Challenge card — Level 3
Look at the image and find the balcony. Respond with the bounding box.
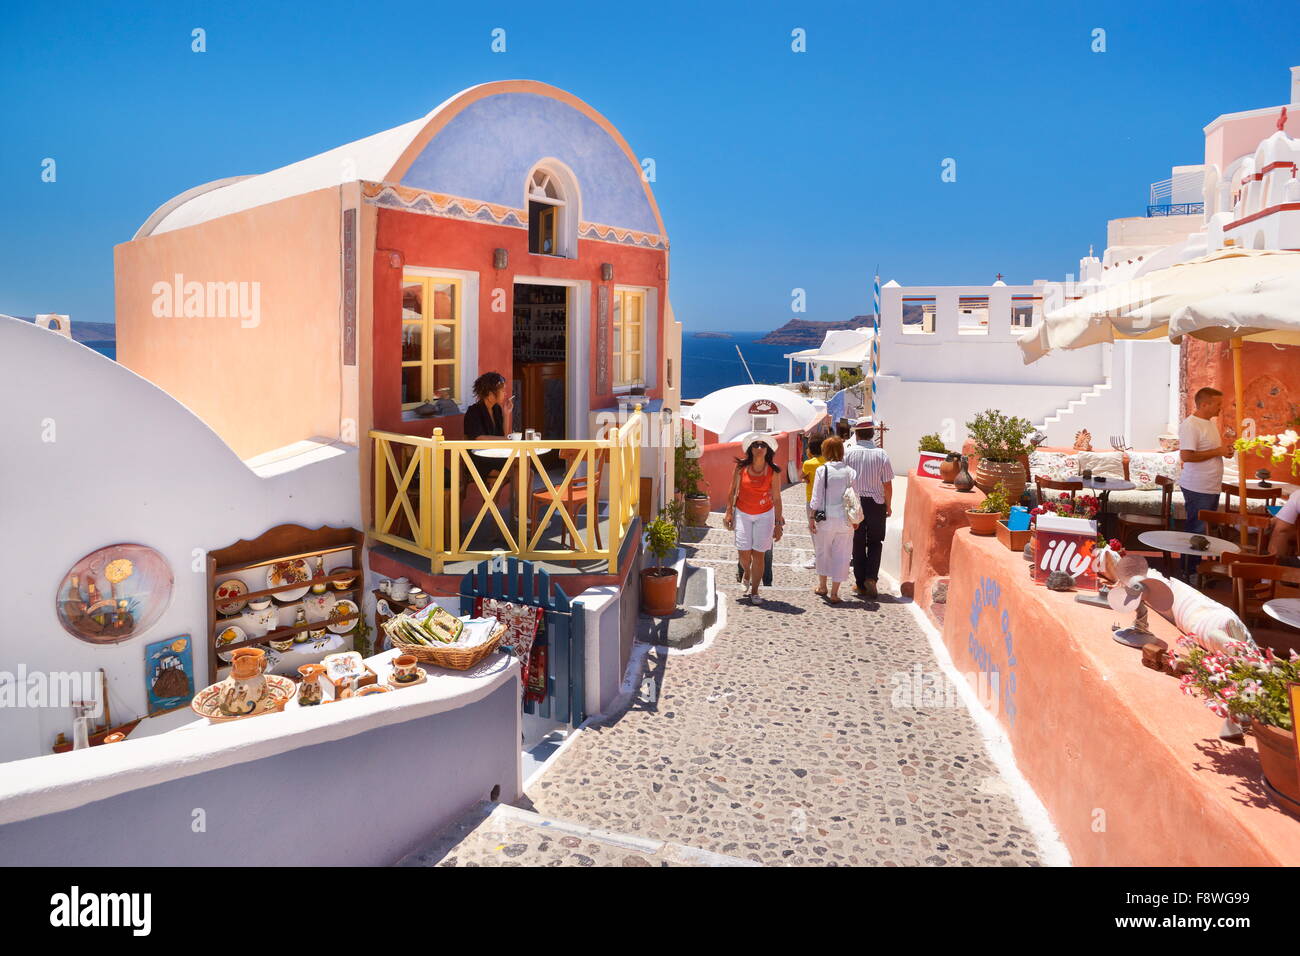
[370,408,644,575]
[1146,203,1205,218]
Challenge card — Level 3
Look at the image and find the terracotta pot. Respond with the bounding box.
[1252,720,1300,816]
[965,510,1001,536]
[685,494,711,527]
[974,458,1027,500]
[641,567,679,616]
[938,454,961,484]
[995,519,1032,552]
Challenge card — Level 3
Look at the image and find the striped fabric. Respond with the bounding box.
[843,443,894,503]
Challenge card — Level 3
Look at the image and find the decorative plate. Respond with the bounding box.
[56,543,174,645]
[214,579,249,615]
[266,559,312,601]
[215,624,246,663]
[355,684,392,697]
[327,600,360,634]
[190,674,296,723]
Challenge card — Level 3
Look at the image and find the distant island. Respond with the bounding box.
[757,317,873,348]
[10,315,116,348]
[691,331,732,339]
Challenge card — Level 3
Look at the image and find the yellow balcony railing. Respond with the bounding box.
[370,408,643,574]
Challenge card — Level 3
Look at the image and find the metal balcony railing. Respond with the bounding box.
[1146,202,1204,218]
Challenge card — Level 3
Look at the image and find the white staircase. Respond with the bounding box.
[1033,344,1117,444]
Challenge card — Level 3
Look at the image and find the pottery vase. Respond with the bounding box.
[938,454,961,484]
[220,647,268,716]
[952,456,975,493]
[297,664,325,706]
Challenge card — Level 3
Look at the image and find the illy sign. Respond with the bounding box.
[1032,513,1098,590]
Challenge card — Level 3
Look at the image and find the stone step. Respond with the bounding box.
[636,562,716,649]
[397,800,759,867]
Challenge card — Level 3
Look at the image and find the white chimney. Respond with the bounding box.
[1292,65,1300,105]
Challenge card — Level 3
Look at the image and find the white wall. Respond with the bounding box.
[0,317,362,763]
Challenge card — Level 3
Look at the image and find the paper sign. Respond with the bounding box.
[1032,523,1099,590]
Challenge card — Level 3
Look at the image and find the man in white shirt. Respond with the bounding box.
[1268,488,1300,565]
[1178,387,1236,572]
[843,418,893,598]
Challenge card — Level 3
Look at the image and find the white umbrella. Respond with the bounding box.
[1018,249,1300,363]
[683,385,826,443]
[1170,271,1300,345]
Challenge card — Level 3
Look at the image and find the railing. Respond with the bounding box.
[1146,202,1204,218]
[371,407,643,574]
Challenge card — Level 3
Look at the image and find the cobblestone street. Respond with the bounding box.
[419,483,1050,867]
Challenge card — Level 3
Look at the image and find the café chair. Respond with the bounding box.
[1034,476,1082,507]
[529,448,607,550]
[1221,482,1283,515]
[1115,475,1174,548]
[1198,509,1272,557]
[1226,562,1300,654]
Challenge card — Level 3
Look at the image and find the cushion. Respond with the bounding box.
[1128,451,1181,491]
[1077,450,1126,481]
[1028,451,1077,482]
[1158,573,1254,653]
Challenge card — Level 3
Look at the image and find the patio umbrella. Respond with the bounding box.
[1172,271,1300,545]
[1018,249,1300,363]
[682,384,826,443]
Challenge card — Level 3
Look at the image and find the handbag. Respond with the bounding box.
[835,465,864,524]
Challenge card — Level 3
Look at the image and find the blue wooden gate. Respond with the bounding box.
[459,558,585,727]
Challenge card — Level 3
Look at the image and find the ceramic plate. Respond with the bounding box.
[327,599,360,634]
[191,674,296,723]
[266,559,312,601]
[215,624,246,663]
[214,578,249,615]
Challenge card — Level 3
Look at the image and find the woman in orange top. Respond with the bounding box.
[723,433,784,605]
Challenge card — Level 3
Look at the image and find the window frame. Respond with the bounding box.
[400,273,463,410]
[612,287,647,388]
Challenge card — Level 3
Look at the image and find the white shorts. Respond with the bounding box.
[735,508,775,552]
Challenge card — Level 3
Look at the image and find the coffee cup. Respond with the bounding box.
[392,654,420,683]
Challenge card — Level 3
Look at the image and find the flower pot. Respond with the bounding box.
[938,454,961,484]
[974,458,1027,500]
[995,519,1032,552]
[965,510,1001,536]
[685,494,711,527]
[641,567,679,616]
[1252,720,1300,816]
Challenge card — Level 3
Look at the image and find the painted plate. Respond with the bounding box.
[190,674,296,723]
[214,579,249,615]
[266,559,312,601]
[326,599,360,634]
[215,624,245,663]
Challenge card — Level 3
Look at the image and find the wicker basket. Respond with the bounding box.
[387,620,507,671]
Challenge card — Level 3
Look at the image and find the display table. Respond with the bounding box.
[941,527,1300,866]
[0,648,522,866]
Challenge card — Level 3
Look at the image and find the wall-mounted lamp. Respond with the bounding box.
[494,248,509,270]
[601,262,614,282]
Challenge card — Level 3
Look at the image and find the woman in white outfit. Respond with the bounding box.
[807,436,858,603]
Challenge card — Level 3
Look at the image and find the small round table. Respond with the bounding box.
[472,446,552,459]
[1137,530,1241,581]
[1263,598,1300,630]
[1066,475,1137,538]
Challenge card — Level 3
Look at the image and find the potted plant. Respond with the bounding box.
[966,482,1010,536]
[641,511,680,616]
[966,409,1035,499]
[676,432,711,526]
[917,433,960,483]
[1175,639,1300,813]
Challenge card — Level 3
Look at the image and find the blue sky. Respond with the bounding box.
[2,1,1297,331]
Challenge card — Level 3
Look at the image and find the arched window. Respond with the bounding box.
[526,163,578,258]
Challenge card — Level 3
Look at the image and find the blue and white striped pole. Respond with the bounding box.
[870,271,881,421]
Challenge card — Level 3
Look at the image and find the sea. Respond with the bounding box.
[89,335,786,400]
[681,330,796,400]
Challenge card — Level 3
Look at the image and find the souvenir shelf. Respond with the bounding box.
[206,524,365,685]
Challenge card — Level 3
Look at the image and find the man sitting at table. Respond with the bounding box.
[1178,387,1236,574]
[1268,489,1300,567]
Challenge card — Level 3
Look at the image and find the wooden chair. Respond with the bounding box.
[528,448,607,549]
[1198,509,1272,557]
[1226,563,1300,647]
[1221,482,1282,514]
[1034,476,1082,508]
[1115,475,1174,548]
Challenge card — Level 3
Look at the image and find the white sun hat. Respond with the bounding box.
[740,431,779,453]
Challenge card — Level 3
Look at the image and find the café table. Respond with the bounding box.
[1263,598,1300,630]
[1065,474,1137,539]
[1137,529,1241,581]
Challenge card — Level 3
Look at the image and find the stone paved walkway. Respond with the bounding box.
[427,483,1046,866]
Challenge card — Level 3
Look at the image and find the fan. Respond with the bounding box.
[1107,555,1174,647]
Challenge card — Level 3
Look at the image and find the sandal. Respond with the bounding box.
[813,589,828,597]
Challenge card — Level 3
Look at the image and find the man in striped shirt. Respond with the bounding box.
[842,417,893,599]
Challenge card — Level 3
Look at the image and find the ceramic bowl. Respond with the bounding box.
[331,569,357,591]
[247,596,272,611]
[356,684,391,697]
